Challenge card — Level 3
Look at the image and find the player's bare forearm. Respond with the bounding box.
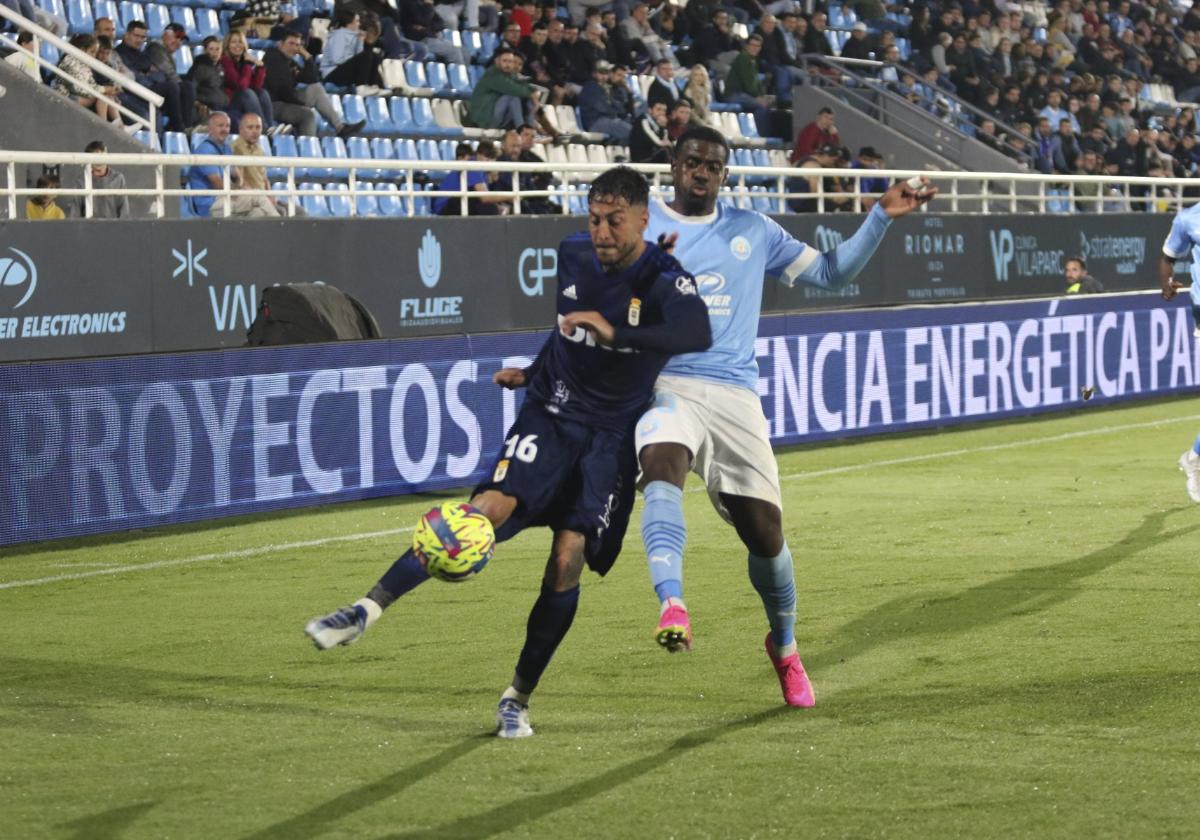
[560,311,615,346]
[1160,255,1186,300]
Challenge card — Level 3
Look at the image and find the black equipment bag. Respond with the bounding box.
[245,283,381,346]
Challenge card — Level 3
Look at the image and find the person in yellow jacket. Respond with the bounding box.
[26,175,65,220]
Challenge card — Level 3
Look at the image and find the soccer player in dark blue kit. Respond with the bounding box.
[305,166,712,738]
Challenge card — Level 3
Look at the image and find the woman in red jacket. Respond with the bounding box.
[221,30,276,132]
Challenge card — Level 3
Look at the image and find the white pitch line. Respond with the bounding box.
[4,411,1199,592]
[0,526,414,591]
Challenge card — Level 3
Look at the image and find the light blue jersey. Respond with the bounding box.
[1161,202,1200,307]
[647,198,892,389]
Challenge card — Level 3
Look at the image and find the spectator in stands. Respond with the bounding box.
[52,34,122,125]
[510,122,558,214]
[1039,89,1077,133]
[246,0,310,41]
[188,36,227,123]
[399,0,467,64]
[221,31,276,133]
[71,140,129,219]
[681,63,712,125]
[117,21,192,132]
[647,58,679,110]
[231,113,287,218]
[544,18,576,89]
[724,34,771,135]
[609,63,636,121]
[790,105,838,163]
[1064,257,1104,294]
[775,12,805,67]
[569,18,608,85]
[758,14,803,105]
[25,174,64,220]
[188,111,240,217]
[600,9,635,68]
[4,30,38,81]
[320,9,385,95]
[265,31,363,138]
[694,8,739,75]
[1072,149,1105,210]
[578,59,633,142]
[469,47,542,130]
[630,100,673,163]
[432,141,509,215]
[143,23,199,128]
[849,145,888,210]
[788,142,840,212]
[841,21,874,62]
[1031,117,1065,173]
[666,96,693,139]
[509,0,536,37]
[997,84,1027,126]
[621,3,672,65]
[1056,118,1082,172]
[520,23,554,87]
[1077,92,1103,134]
[500,19,525,53]
[1107,126,1150,180]
[339,0,425,60]
[804,8,834,57]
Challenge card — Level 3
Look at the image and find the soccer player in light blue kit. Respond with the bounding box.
[1158,203,1200,503]
[636,126,935,706]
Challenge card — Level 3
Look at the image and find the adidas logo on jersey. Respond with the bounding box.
[563,285,578,300]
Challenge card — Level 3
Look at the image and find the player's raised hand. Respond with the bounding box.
[561,310,616,346]
[656,232,679,255]
[493,368,528,389]
[879,176,937,218]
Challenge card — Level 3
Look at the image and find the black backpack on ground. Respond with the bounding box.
[245,283,381,346]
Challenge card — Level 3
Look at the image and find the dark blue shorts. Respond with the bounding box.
[473,401,637,576]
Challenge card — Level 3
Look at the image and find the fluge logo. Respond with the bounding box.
[419,229,442,288]
[0,247,38,309]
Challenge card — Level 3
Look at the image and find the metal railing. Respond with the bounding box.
[2,149,1196,218]
[0,4,163,132]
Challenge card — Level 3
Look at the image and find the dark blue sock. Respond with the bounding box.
[513,584,580,694]
[366,548,430,609]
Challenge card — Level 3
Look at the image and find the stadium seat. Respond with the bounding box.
[66,0,93,35]
[447,63,472,95]
[425,62,450,94]
[410,98,444,134]
[173,45,192,75]
[393,137,418,161]
[296,135,330,177]
[416,138,446,179]
[477,31,497,64]
[319,135,349,176]
[340,94,367,128]
[738,112,760,139]
[585,145,608,166]
[92,0,116,27]
[38,41,59,71]
[189,131,209,151]
[375,182,408,217]
[298,183,330,217]
[404,60,427,88]
[326,183,353,217]
[345,135,381,179]
[468,64,483,87]
[555,105,579,133]
[356,183,382,217]
[461,30,481,62]
[431,98,464,135]
[133,128,157,149]
[365,96,396,134]
[369,136,397,177]
[170,6,197,41]
[389,96,416,132]
[751,186,772,213]
[117,1,143,30]
[317,93,344,133]
[195,8,220,40]
[38,0,66,18]
[268,133,297,179]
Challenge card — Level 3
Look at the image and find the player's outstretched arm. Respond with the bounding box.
[878,176,937,219]
[1160,255,1186,300]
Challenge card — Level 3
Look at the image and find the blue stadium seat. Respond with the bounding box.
[389,96,416,132]
[374,182,407,217]
[117,1,143,30]
[170,6,197,41]
[173,45,192,75]
[296,135,331,177]
[317,93,344,133]
[751,186,772,213]
[162,130,188,155]
[345,135,380,178]
[92,0,117,27]
[269,132,297,178]
[752,149,770,168]
[404,60,427,88]
[394,138,417,160]
[425,61,450,94]
[416,138,446,178]
[143,2,168,36]
[195,8,220,40]
[410,97,442,134]
[190,131,209,150]
[365,95,396,133]
[299,182,329,217]
[66,0,94,35]
[738,112,760,139]
[468,64,483,87]
[320,135,349,173]
[447,63,471,95]
[39,0,67,18]
[461,30,481,62]
[477,31,497,64]
[340,94,367,127]
[133,128,156,148]
[38,41,59,71]
[369,137,397,177]
[356,184,381,217]
[327,183,353,217]
[437,139,457,160]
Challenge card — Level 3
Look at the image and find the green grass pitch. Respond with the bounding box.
[3,396,1200,839]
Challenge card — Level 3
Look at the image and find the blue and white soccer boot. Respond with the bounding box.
[1179,450,1200,503]
[304,604,367,650]
[495,697,534,738]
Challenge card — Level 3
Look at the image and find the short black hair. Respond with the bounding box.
[674,125,729,163]
[588,165,650,208]
[84,140,106,153]
[1066,255,1087,269]
[16,30,33,45]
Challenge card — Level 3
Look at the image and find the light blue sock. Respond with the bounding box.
[1193,432,1200,456]
[642,481,686,603]
[747,543,797,649]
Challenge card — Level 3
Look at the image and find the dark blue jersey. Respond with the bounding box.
[524,233,712,430]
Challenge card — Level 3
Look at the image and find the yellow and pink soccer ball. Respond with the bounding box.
[413,502,496,582]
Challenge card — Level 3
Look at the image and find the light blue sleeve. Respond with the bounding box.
[1163,212,1192,259]
[790,203,892,290]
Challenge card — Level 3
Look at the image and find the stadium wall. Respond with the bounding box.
[0,212,1175,362]
[2,291,1197,546]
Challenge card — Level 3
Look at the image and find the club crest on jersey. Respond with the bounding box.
[730,236,752,261]
[675,276,698,295]
[493,459,510,482]
[628,297,641,326]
